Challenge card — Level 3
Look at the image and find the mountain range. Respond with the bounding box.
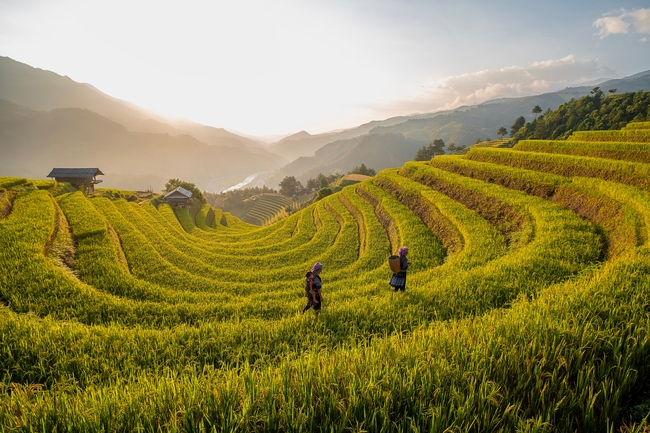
[262,70,650,186]
[1,55,650,192]
[0,56,286,191]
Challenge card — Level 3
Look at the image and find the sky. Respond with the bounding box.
[0,0,649,138]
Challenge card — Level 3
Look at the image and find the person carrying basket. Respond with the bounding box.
[389,247,410,292]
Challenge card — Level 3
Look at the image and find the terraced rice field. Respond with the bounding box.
[239,193,294,226]
[1,122,650,431]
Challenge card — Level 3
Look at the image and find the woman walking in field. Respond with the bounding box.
[302,270,318,313]
[310,262,323,312]
[390,247,410,292]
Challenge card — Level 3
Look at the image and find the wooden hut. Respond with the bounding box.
[47,168,103,195]
[164,186,193,207]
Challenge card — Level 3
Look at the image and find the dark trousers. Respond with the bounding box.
[302,290,322,313]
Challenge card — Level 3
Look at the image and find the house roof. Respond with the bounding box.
[164,186,193,199]
[47,168,104,178]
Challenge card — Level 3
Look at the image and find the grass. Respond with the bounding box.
[1,124,650,431]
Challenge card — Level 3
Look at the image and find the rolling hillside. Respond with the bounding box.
[0,57,287,192]
[0,56,270,150]
[1,121,650,431]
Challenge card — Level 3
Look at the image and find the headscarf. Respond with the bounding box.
[398,247,409,257]
[312,262,323,273]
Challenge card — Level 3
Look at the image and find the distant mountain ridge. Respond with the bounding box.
[0,56,286,191]
[0,56,270,150]
[0,100,283,191]
[264,71,650,187]
[267,115,431,162]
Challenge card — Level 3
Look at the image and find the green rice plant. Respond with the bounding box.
[3,132,650,433]
[0,190,11,219]
[464,147,650,191]
[145,201,309,255]
[223,211,255,230]
[365,178,447,275]
[335,186,391,277]
[375,169,463,255]
[400,162,533,249]
[624,121,650,130]
[94,196,354,288]
[514,139,650,164]
[195,203,216,231]
[568,129,650,142]
[0,176,26,189]
[3,235,649,431]
[174,206,197,233]
[212,207,224,228]
[157,201,279,243]
[430,155,642,259]
[356,182,400,253]
[29,179,57,189]
[112,199,343,282]
[396,162,603,319]
[0,190,160,325]
[240,193,293,226]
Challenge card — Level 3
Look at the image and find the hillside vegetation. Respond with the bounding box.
[511,89,650,142]
[1,122,650,431]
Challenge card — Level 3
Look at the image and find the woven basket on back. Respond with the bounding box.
[388,255,401,273]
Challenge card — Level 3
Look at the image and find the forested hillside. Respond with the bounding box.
[1,117,650,431]
[512,89,650,141]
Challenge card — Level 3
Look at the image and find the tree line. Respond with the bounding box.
[418,89,650,159]
[414,139,467,161]
[497,89,650,143]
[278,163,377,197]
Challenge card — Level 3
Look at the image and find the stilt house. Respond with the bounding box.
[164,186,193,207]
[47,168,103,195]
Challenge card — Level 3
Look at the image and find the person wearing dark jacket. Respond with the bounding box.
[310,262,323,311]
[390,247,410,292]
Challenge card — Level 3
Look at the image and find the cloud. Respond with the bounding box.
[593,8,650,39]
[368,55,611,116]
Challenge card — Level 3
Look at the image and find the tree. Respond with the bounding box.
[414,138,445,161]
[497,126,508,138]
[305,178,319,192]
[314,187,333,201]
[446,142,457,153]
[510,116,526,136]
[279,176,303,197]
[317,173,329,188]
[532,105,542,120]
[432,138,445,153]
[590,86,604,109]
[609,88,617,93]
[164,178,206,203]
[349,163,376,176]
[326,172,343,184]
